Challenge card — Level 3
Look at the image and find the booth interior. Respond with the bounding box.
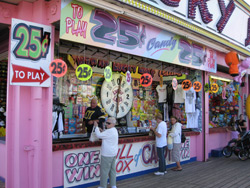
[52,40,203,144]
[208,64,245,130]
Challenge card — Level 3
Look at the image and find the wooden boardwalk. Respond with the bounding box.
[0,156,249,188]
[90,156,250,188]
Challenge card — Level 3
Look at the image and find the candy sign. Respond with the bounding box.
[10,18,52,87]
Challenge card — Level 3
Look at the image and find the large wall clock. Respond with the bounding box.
[101,73,133,119]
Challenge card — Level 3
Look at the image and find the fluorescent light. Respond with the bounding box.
[78,0,124,15]
[210,75,232,82]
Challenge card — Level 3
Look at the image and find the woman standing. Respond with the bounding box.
[169,116,182,171]
[150,113,167,175]
[236,114,247,136]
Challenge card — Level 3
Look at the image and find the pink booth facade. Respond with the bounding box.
[0,0,249,188]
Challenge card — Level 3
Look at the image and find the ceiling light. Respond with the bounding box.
[210,75,232,82]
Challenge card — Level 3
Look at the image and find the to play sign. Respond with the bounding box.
[10,18,52,87]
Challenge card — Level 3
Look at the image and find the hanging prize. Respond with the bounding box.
[75,64,92,81]
[126,71,131,85]
[104,66,112,82]
[140,73,152,87]
[49,59,67,77]
[172,78,178,90]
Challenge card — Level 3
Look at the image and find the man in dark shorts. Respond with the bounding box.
[83,98,105,137]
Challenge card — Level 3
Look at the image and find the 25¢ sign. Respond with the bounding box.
[10,18,52,87]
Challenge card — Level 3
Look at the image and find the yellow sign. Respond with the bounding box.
[75,64,92,81]
[211,83,219,93]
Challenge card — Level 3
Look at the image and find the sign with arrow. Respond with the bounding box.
[10,18,52,87]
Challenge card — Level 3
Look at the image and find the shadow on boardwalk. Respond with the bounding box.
[90,156,250,188]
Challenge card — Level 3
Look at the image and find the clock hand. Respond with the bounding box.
[116,75,122,118]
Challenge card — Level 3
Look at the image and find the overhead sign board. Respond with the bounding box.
[10,18,52,87]
[119,0,250,54]
[60,0,217,73]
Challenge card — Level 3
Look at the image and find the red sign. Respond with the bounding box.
[182,79,192,91]
[11,64,50,84]
[49,59,67,77]
[140,73,152,87]
[193,81,202,92]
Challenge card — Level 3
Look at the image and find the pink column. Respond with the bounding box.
[6,1,54,187]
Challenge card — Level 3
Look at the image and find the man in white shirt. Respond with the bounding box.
[94,117,118,188]
[150,113,167,175]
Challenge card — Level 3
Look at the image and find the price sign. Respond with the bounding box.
[75,64,92,81]
[104,66,112,82]
[172,78,178,90]
[126,71,131,85]
[182,79,192,91]
[211,83,219,93]
[140,73,152,87]
[49,59,67,77]
[193,81,202,92]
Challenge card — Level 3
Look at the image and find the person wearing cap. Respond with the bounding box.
[83,98,105,137]
[94,117,118,188]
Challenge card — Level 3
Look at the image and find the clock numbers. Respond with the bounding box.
[121,106,125,113]
[124,101,129,107]
[111,79,116,86]
[182,80,192,91]
[110,104,115,112]
[106,98,111,105]
[107,84,112,90]
[126,94,130,99]
[117,78,121,85]
[125,88,129,93]
[121,81,126,88]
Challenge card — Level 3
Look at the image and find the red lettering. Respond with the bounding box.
[217,0,235,33]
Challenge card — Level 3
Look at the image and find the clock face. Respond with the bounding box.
[101,73,133,118]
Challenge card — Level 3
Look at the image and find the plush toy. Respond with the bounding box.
[220,106,226,114]
[216,80,223,95]
[215,106,220,113]
[234,57,250,83]
[225,51,240,77]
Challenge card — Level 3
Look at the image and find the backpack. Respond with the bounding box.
[181,132,186,143]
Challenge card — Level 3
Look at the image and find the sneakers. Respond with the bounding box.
[154,171,165,175]
[164,171,167,174]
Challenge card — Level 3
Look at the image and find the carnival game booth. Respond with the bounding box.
[3,0,250,188]
[207,53,250,157]
[52,41,201,187]
[49,0,214,186]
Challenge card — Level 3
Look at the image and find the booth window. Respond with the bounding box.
[209,75,240,128]
[52,41,203,142]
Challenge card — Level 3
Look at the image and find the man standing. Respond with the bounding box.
[94,117,118,188]
[83,98,105,137]
[150,113,167,175]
